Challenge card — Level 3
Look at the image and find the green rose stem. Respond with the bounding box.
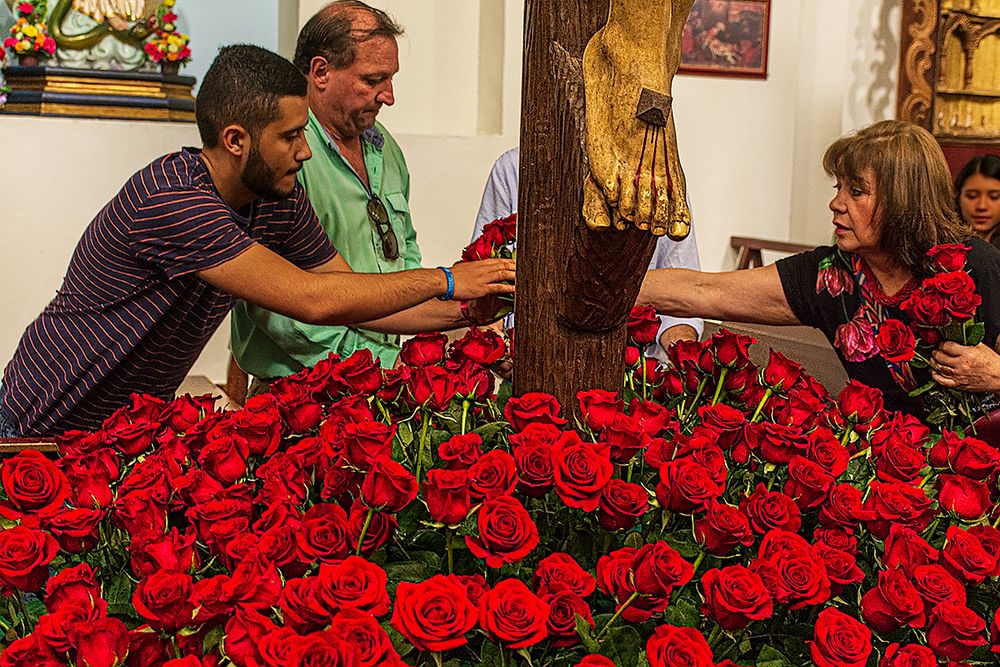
[595,591,641,641]
[461,399,470,435]
[917,470,934,489]
[687,377,709,420]
[992,509,1000,529]
[415,409,431,482]
[711,367,729,405]
[750,387,774,423]
[355,507,375,555]
[432,652,444,667]
[374,397,393,425]
[840,425,856,448]
[641,355,649,402]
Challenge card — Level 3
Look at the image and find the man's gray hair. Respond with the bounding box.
[293,1,403,73]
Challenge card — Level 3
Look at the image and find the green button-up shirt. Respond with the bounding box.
[230,111,422,377]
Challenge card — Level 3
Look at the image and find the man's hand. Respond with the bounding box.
[658,324,698,353]
[463,296,513,326]
[450,258,515,301]
[931,341,1000,393]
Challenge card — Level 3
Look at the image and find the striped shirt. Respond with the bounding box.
[1,149,337,436]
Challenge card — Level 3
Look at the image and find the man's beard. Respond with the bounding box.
[240,144,293,201]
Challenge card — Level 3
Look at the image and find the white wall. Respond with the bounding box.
[0,0,902,385]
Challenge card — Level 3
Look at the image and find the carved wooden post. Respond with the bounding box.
[513,0,658,414]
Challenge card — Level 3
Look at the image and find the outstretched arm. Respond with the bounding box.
[199,246,514,328]
[638,264,801,326]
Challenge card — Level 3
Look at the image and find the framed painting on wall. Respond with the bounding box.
[678,0,771,79]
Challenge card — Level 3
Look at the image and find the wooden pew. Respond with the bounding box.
[731,236,815,270]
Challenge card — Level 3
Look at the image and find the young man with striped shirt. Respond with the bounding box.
[0,45,514,437]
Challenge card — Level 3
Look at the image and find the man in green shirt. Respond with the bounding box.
[231,1,429,384]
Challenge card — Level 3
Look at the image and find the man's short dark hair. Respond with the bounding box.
[196,44,308,148]
[293,1,403,74]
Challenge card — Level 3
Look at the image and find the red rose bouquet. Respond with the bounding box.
[2,318,1000,665]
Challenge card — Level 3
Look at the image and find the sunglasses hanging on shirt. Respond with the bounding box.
[367,195,399,261]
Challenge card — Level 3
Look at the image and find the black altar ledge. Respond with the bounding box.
[1,65,195,122]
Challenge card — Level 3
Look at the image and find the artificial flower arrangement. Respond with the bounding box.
[2,290,1000,667]
[3,1,56,60]
[143,0,190,66]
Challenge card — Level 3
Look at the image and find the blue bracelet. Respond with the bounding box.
[437,266,455,301]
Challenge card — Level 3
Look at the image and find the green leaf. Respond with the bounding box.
[384,559,438,585]
[577,613,600,653]
[661,597,700,628]
[756,645,795,667]
[202,625,224,654]
[104,570,135,617]
[600,626,642,667]
[480,640,503,667]
[908,380,938,398]
[943,320,966,343]
[383,622,415,659]
[624,532,644,550]
[926,406,950,425]
[965,321,986,346]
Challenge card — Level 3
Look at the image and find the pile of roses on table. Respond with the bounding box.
[1,310,1000,667]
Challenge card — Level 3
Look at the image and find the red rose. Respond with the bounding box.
[61,450,119,509]
[574,656,615,667]
[761,350,802,391]
[468,450,518,500]
[602,412,649,464]
[879,643,937,667]
[296,502,350,564]
[863,481,934,539]
[360,455,418,513]
[597,478,649,531]
[348,500,396,555]
[103,415,160,458]
[448,573,489,607]
[256,628,299,667]
[544,589,593,647]
[818,484,870,532]
[810,607,872,667]
[936,474,991,520]
[44,563,100,613]
[72,616,130,667]
[926,602,986,660]
[656,458,720,514]
[317,556,390,617]
[339,421,395,470]
[925,271,979,315]
[551,433,613,512]
[270,380,324,433]
[813,543,864,597]
[478,578,550,649]
[928,243,969,272]
[701,565,773,630]
[901,290,949,328]
[627,306,661,345]
[512,439,554,498]
[451,327,506,365]
[836,380,886,424]
[911,564,966,612]
[287,632,358,666]
[784,455,834,509]
[874,437,926,484]
[223,549,282,611]
[438,432,482,469]
[132,571,195,632]
[596,547,636,602]
[532,552,596,597]
[697,404,746,450]
[882,524,937,573]
[400,332,448,367]
[465,495,539,568]
[834,318,879,363]
[127,626,172,667]
[941,525,996,584]
[740,484,801,534]
[0,525,59,591]
[217,408,282,457]
[806,428,849,476]
[710,328,755,368]
[875,320,916,364]
[577,389,624,431]
[505,393,569,431]
[694,500,753,556]
[628,541,695,621]
[46,507,103,553]
[814,528,858,553]
[190,575,232,626]
[752,549,830,610]
[949,435,1000,480]
[629,398,671,437]
[408,365,458,411]
[423,468,471,526]
[328,608,402,667]
[1,450,70,517]
[645,625,714,667]
[860,567,926,632]
[129,527,198,577]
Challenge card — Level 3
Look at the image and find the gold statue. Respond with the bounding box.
[69,0,157,30]
[3,0,160,52]
[582,0,695,240]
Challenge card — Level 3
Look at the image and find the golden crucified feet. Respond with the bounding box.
[582,0,695,240]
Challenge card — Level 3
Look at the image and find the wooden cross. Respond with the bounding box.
[513,0,692,414]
